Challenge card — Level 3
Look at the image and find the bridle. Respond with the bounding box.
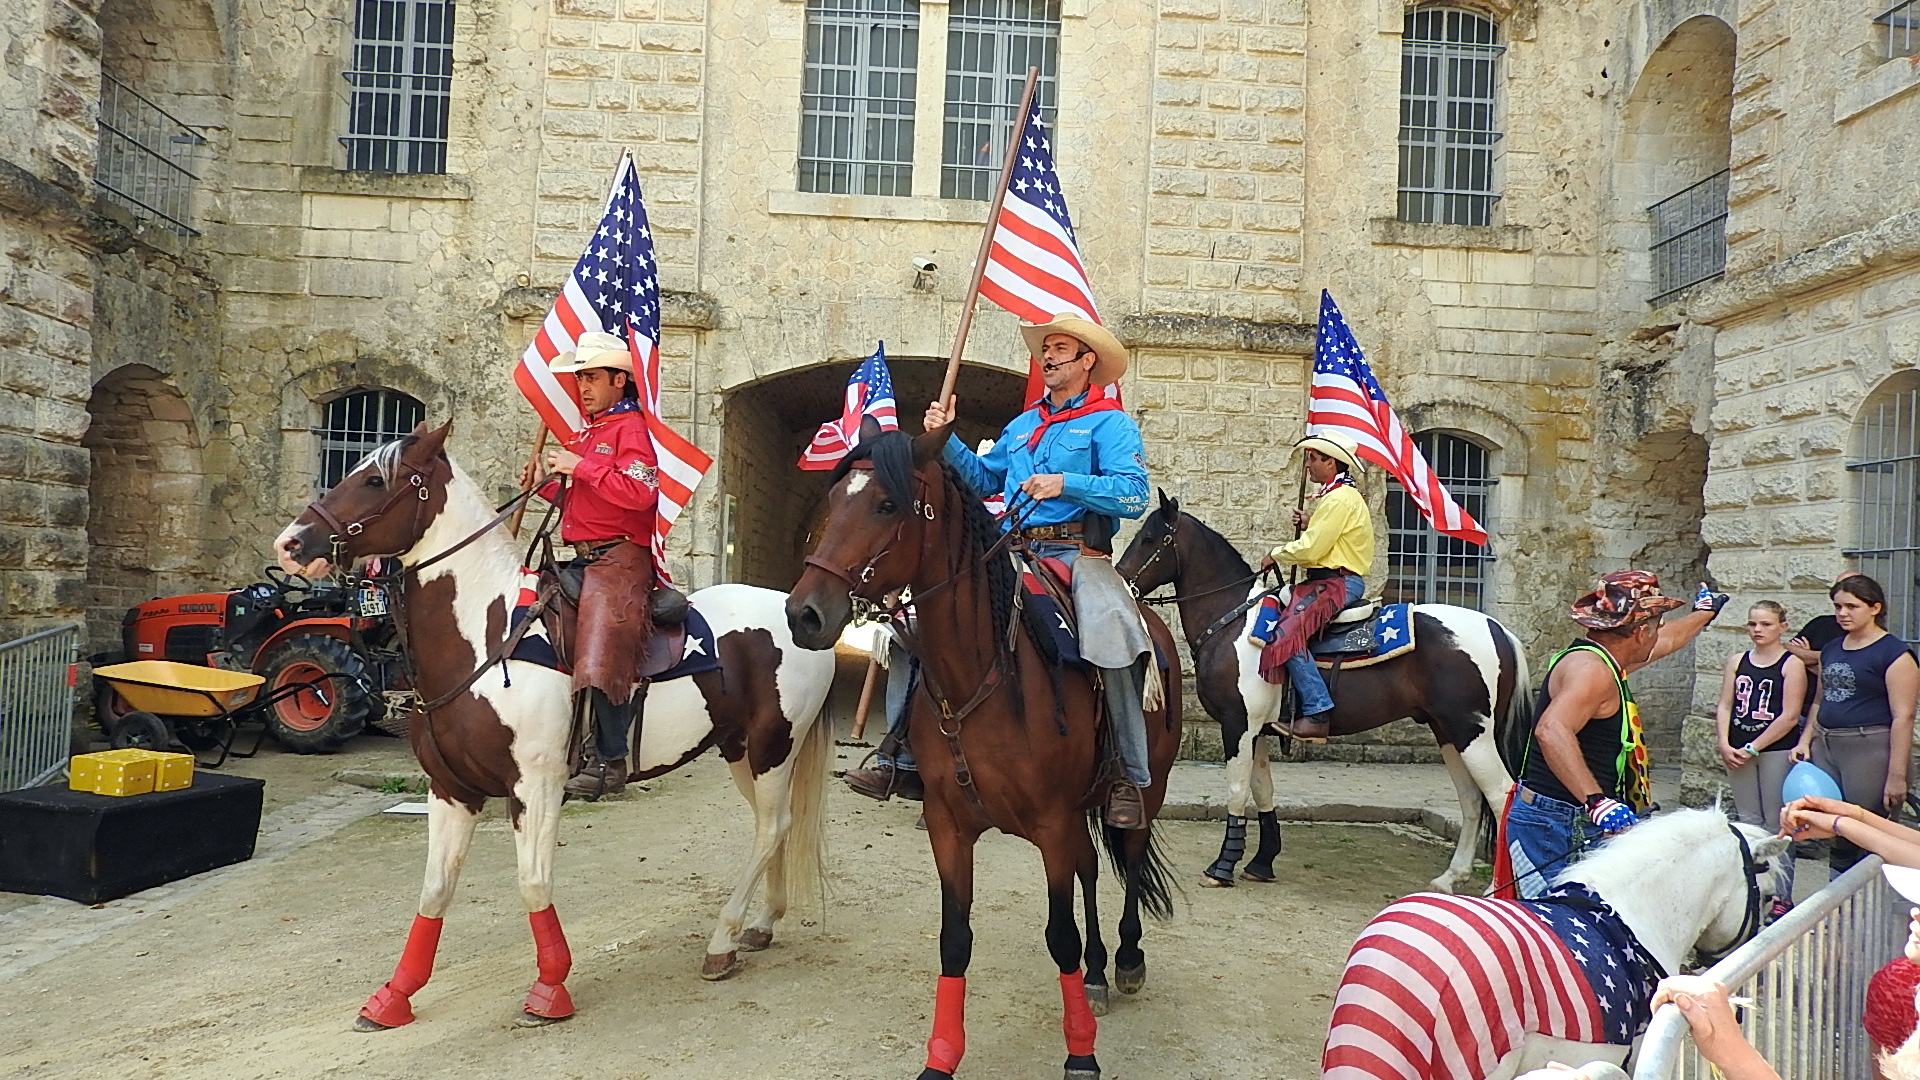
[801,466,937,602]
[1695,823,1773,966]
[1125,511,1275,610]
[304,450,448,570]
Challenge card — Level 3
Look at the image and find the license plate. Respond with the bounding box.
[356,587,388,616]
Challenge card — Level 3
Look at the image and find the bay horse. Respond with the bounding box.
[785,425,1182,1080]
[1116,492,1523,892]
[1323,807,1789,1080]
[274,421,835,1028]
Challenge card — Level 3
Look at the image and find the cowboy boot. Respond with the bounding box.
[565,757,626,800]
[843,759,924,802]
[1288,711,1332,741]
[1106,780,1147,830]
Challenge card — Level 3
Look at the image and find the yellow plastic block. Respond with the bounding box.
[137,750,195,792]
[68,750,158,797]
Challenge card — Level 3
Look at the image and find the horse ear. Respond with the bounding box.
[1158,487,1179,516]
[858,415,885,445]
[414,419,454,458]
[912,423,949,467]
[1751,833,1791,862]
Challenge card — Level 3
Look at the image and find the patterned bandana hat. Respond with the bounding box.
[1569,569,1684,631]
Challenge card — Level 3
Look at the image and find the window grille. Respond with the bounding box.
[1398,7,1504,227]
[798,0,920,197]
[340,0,454,174]
[1879,1,1920,59]
[1384,432,1494,610]
[941,0,1060,201]
[1648,170,1730,306]
[95,75,205,236]
[314,389,426,493]
[1847,380,1920,647]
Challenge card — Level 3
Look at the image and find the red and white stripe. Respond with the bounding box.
[626,333,711,564]
[979,194,1099,328]
[1308,379,1485,547]
[1323,893,1602,1080]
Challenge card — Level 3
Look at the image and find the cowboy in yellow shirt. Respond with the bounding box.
[1254,432,1376,739]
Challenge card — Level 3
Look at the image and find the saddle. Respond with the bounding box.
[542,563,693,681]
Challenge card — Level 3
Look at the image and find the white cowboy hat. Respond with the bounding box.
[1296,431,1363,474]
[1886,864,1920,904]
[548,331,634,375]
[1017,314,1128,387]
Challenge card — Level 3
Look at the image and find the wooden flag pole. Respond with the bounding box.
[508,425,550,537]
[934,65,1042,409]
[848,649,884,741]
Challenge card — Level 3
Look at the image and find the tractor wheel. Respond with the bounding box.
[110,711,171,752]
[258,635,371,754]
[93,679,134,740]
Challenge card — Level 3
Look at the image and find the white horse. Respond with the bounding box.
[275,422,835,1027]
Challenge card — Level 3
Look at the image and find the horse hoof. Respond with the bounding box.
[1241,868,1276,883]
[521,980,574,1023]
[353,1014,400,1033]
[1085,982,1110,1016]
[738,928,774,952]
[516,1009,572,1027]
[1064,1053,1102,1080]
[700,951,742,981]
[1115,962,1146,995]
[1198,872,1234,888]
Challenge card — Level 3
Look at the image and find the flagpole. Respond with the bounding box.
[509,424,550,537]
[935,65,1042,410]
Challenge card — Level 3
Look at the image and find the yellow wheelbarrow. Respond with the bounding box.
[91,660,365,768]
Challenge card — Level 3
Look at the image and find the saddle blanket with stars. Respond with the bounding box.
[1309,602,1415,669]
[508,571,722,683]
[1323,882,1657,1080]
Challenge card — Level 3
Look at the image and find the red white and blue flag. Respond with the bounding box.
[798,343,898,470]
[513,152,713,574]
[1307,291,1486,546]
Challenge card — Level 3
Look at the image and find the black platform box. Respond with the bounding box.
[0,772,265,904]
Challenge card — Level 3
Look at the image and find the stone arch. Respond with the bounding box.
[83,364,214,652]
[278,360,454,503]
[719,357,1027,589]
[98,0,231,120]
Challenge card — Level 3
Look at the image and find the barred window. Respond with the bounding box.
[1848,374,1920,646]
[1384,432,1495,610]
[799,0,920,197]
[340,0,454,174]
[316,389,426,493]
[941,0,1060,201]
[1879,2,1920,60]
[1398,7,1504,226]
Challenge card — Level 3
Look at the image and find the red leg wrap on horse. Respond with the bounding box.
[529,906,572,985]
[924,976,967,1074]
[1058,970,1098,1057]
[359,914,444,1026]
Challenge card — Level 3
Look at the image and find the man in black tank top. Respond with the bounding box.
[1497,570,1728,898]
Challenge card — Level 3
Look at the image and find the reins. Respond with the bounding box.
[1123,512,1279,653]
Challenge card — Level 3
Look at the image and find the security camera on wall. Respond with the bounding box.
[912,256,937,273]
[912,256,937,292]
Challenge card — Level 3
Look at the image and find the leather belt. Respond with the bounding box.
[1018,523,1085,541]
[570,539,631,558]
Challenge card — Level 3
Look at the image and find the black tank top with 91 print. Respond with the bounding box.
[1730,650,1800,749]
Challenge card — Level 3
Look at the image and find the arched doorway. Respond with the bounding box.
[719,358,1027,589]
[83,365,212,653]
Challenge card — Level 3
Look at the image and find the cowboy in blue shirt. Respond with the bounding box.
[841,315,1157,828]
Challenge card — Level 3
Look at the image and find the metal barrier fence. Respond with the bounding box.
[0,624,82,792]
[1633,855,1907,1080]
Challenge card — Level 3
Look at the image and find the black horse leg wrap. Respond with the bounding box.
[1206,815,1248,881]
[1245,810,1282,877]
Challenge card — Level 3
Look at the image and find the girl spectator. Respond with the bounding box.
[1714,600,1807,913]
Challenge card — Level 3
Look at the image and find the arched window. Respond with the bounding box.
[1398,6,1504,226]
[1850,374,1920,645]
[315,388,426,492]
[1385,431,1494,609]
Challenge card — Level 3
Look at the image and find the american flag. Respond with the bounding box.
[1308,291,1486,546]
[798,344,898,470]
[1323,886,1656,1080]
[975,95,1115,405]
[513,152,712,574]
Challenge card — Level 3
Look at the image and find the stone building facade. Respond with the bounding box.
[2,0,1914,783]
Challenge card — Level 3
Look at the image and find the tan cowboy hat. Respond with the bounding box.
[548,331,634,375]
[1018,314,1128,387]
[1295,431,1363,474]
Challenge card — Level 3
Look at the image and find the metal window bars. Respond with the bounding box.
[1879,1,1920,59]
[941,0,1061,202]
[1846,381,1920,647]
[798,0,921,197]
[339,0,455,174]
[1647,169,1730,306]
[0,624,82,793]
[313,389,427,493]
[95,75,205,236]
[1397,7,1504,227]
[1384,432,1494,611]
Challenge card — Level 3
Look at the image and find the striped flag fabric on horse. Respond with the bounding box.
[1307,291,1486,546]
[798,343,898,470]
[512,151,712,577]
[1323,884,1657,1080]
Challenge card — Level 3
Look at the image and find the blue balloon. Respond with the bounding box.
[1781,760,1844,805]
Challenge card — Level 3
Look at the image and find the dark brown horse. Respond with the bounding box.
[274,422,836,1028]
[786,425,1181,1080]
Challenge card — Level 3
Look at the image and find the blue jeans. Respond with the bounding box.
[1504,787,1599,899]
[1283,574,1367,716]
[880,637,918,771]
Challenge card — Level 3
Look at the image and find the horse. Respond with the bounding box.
[1322,807,1790,1080]
[273,421,835,1028]
[1115,492,1524,893]
[785,425,1183,1080]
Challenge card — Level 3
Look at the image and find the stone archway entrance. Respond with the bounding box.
[719,358,1027,589]
[83,365,213,653]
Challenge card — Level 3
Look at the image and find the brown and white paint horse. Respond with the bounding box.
[276,422,835,1028]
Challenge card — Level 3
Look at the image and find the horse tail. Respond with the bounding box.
[783,703,834,912]
[1494,623,1535,779]
[1097,818,1178,921]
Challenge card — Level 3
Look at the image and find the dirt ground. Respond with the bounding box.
[0,737,1455,1080]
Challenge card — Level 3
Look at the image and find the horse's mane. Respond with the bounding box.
[358,434,421,486]
[1558,806,1733,891]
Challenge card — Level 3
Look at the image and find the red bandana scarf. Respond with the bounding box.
[1024,384,1123,451]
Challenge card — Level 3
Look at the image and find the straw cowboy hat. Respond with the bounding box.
[1018,314,1129,387]
[1569,570,1685,631]
[548,331,634,375]
[1295,431,1364,474]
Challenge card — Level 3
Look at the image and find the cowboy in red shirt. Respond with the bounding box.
[520,331,659,798]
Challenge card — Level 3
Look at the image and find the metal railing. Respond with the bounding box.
[1648,170,1730,306]
[1880,1,1920,59]
[0,624,82,792]
[95,75,205,236]
[1632,855,1907,1080]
